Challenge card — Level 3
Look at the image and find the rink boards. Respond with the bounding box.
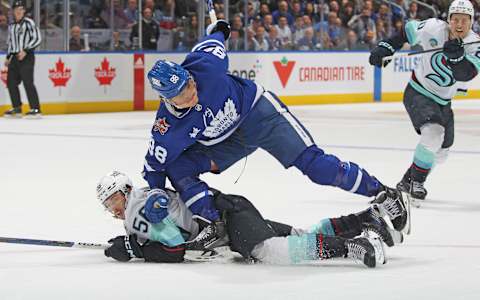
[0,51,479,115]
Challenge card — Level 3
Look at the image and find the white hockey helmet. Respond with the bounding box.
[96,171,133,207]
[448,0,474,22]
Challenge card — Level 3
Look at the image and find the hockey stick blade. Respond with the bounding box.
[400,192,412,235]
[0,236,109,250]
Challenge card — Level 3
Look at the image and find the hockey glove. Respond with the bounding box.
[144,189,169,224]
[443,38,465,63]
[206,20,231,40]
[369,41,395,67]
[185,215,229,251]
[104,234,144,262]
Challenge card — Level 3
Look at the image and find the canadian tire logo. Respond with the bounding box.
[95,57,116,86]
[0,68,7,86]
[49,58,71,87]
[273,57,295,88]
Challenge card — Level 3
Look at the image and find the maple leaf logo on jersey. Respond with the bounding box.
[0,68,7,86]
[49,58,71,87]
[153,117,170,135]
[202,99,240,138]
[273,57,295,88]
[95,58,116,86]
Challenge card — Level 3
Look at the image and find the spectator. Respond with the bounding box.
[267,25,281,50]
[375,19,388,41]
[263,13,274,33]
[85,6,108,29]
[0,14,7,51]
[272,0,293,25]
[329,1,340,15]
[228,29,245,51]
[336,29,370,50]
[181,14,199,50]
[259,2,271,17]
[327,12,343,47]
[249,15,262,35]
[392,0,407,21]
[406,2,420,20]
[112,31,127,51]
[302,15,313,31]
[252,25,269,51]
[304,2,315,22]
[144,0,163,24]
[292,15,305,45]
[349,6,376,44]
[175,0,197,18]
[100,0,130,29]
[296,27,317,51]
[69,25,87,51]
[231,14,244,37]
[124,0,138,26]
[340,2,355,27]
[275,15,293,49]
[372,4,392,36]
[364,29,376,49]
[130,7,160,50]
[246,28,256,50]
[291,1,303,18]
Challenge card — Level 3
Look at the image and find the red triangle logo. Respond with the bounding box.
[273,58,295,88]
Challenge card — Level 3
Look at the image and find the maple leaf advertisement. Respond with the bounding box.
[273,56,295,88]
[49,58,72,95]
[95,57,116,93]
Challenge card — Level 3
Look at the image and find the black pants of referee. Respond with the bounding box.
[7,52,40,110]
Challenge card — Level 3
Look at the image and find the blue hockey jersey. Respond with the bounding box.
[143,32,262,188]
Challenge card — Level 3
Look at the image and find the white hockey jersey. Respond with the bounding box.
[404,18,480,104]
[124,187,199,247]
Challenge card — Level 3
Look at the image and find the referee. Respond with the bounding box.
[4,1,42,118]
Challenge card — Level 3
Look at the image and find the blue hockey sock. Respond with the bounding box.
[293,146,381,197]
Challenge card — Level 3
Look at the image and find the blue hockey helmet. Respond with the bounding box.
[148,60,190,99]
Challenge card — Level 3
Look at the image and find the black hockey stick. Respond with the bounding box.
[383,40,480,64]
[0,236,109,249]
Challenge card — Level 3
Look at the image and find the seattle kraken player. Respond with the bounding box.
[143,19,407,232]
[369,0,480,201]
[97,171,399,267]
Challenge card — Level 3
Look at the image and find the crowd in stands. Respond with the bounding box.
[1,0,480,52]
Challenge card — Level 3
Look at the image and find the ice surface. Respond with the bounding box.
[1,101,480,299]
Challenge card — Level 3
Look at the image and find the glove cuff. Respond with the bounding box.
[378,41,395,54]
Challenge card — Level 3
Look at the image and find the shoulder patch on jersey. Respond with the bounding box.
[153,117,171,135]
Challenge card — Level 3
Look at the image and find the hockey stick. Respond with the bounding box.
[382,40,480,65]
[205,0,217,23]
[0,236,109,249]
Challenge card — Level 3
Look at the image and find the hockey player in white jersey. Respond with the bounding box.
[96,171,404,268]
[369,0,480,201]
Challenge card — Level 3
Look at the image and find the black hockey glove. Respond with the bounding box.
[369,41,395,67]
[104,234,144,262]
[443,38,465,64]
[185,215,229,251]
[206,20,231,40]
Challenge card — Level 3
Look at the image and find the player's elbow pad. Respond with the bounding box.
[142,241,185,263]
[449,59,478,82]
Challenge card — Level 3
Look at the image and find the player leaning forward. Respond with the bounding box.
[97,171,404,267]
[369,0,480,201]
[143,19,408,233]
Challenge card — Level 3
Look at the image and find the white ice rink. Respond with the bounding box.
[1,100,480,299]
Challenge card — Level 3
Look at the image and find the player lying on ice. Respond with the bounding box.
[142,18,408,234]
[97,171,404,268]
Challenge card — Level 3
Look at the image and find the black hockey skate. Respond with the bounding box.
[185,219,229,251]
[410,180,427,200]
[3,107,22,118]
[24,108,42,119]
[370,186,408,232]
[363,208,404,247]
[396,178,410,194]
[345,234,385,268]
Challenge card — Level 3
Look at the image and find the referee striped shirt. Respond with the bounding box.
[7,17,41,59]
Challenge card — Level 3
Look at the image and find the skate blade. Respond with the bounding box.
[24,114,42,119]
[401,192,412,235]
[3,114,22,119]
[184,246,231,262]
[366,233,386,265]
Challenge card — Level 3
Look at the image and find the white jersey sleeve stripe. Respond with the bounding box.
[191,39,225,52]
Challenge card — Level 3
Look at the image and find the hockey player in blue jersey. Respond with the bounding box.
[142,19,407,235]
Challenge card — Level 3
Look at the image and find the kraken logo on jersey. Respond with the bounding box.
[426,52,455,87]
[202,99,240,138]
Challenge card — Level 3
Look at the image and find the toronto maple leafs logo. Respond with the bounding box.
[153,117,170,135]
[202,99,240,138]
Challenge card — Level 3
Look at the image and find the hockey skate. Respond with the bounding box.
[185,220,229,251]
[370,186,410,234]
[397,177,425,209]
[3,107,22,118]
[361,219,402,247]
[345,233,385,268]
